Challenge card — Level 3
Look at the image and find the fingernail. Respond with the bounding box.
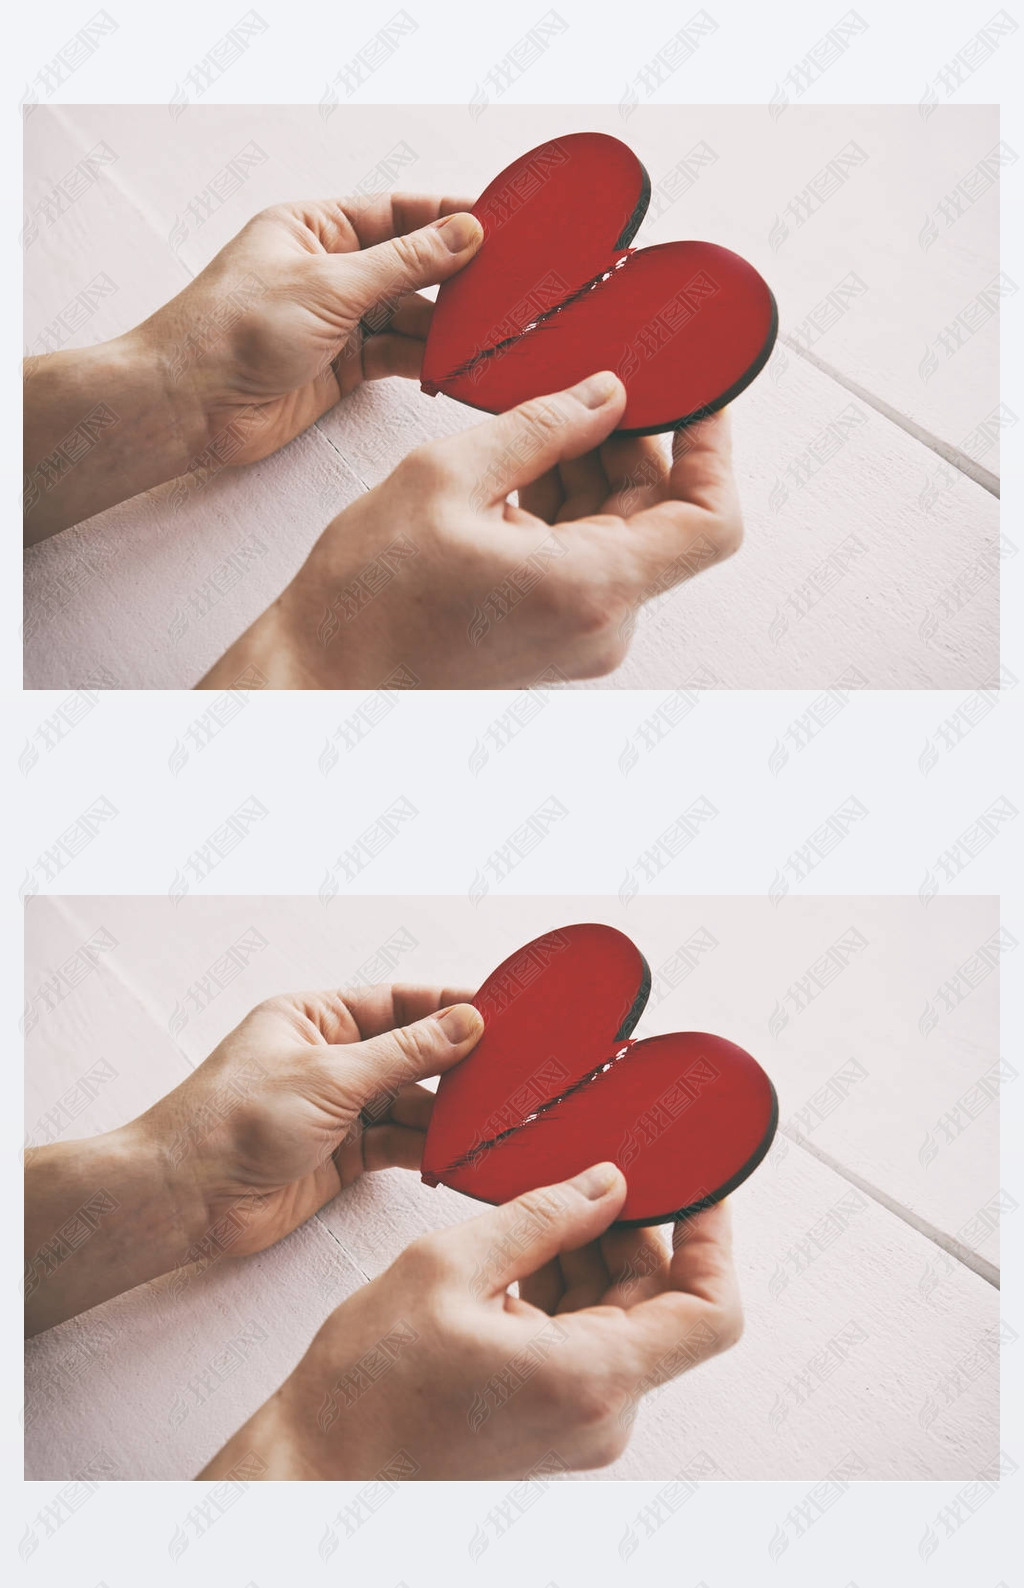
[435,1003,484,1043]
[571,1161,621,1200]
[433,213,483,253]
[571,371,620,410]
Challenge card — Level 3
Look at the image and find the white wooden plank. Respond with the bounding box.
[319,355,1001,692]
[23,106,1000,690]
[25,896,194,1138]
[23,895,1000,1479]
[24,1217,366,1480]
[602,1136,999,1481]
[38,103,1001,474]
[23,424,365,689]
[31,896,1001,1267]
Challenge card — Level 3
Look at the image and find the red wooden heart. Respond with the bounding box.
[422,924,778,1223]
[421,133,778,435]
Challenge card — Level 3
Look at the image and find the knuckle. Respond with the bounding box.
[515,396,567,450]
[253,202,291,227]
[400,444,455,495]
[388,229,435,276]
[570,585,612,638]
[584,1422,629,1469]
[516,1184,570,1233]
[711,507,744,562]
[400,1232,453,1283]
[251,993,293,1019]
[586,639,629,680]
[562,1372,616,1432]
[386,1020,437,1074]
[712,1297,745,1353]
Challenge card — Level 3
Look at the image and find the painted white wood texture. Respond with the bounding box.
[24,897,1002,1480]
[24,106,1000,689]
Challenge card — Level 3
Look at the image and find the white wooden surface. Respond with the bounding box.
[24,105,1000,689]
[25,896,1001,1480]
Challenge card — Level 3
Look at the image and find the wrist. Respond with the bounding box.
[197,1369,333,1480]
[122,316,212,470]
[196,587,317,689]
[121,1107,215,1260]
[24,1119,209,1333]
[197,536,400,691]
[24,329,209,542]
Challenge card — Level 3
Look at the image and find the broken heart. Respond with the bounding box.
[422,923,778,1223]
[421,132,778,435]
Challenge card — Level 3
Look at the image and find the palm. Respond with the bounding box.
[519,1202,737,1325]
[163,194,474,466]
[177,986,471,1256]
[515,433,679,527]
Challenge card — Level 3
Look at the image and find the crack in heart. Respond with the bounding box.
[426,1037,639,1181]
[423,252,634,392]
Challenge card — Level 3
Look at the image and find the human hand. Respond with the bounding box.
[200,1165,742,1479]
[24,194,482,541]
[25,987,482,1333]
[199,375,742,689]
[139,985,483,1258]
[139,194,483,467]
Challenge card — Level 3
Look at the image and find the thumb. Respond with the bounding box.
[440,372,627,506]
[342,212,484,318]
[341,1003,484,1104]
[449,1163,627,1297]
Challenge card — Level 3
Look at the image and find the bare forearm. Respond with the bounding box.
[23,331,204,544]
[24,1123,205,1334]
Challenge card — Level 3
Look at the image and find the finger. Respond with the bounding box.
[358,290,435,341]
[612,1202,743,1377]
[621,409,741,578]
[599,1225,670,1305]
[668,1200,739,1305]
[519,1255,566,1315]
[362,332,427,382]
[600,434,669,511]
[432,372,627,505]
[292,985,478,1044]
[337,212,483,321]
[360,1121,427,1172]
[517,464,565,524]
[553,451,610,523]
[668,408,737,514]
[444,1163,627,1296]
[554,1240,611,1312]
[339,1002,484,1100]
[319,193,479,252]
[389,1081,436,1129]
[387,291,435,339]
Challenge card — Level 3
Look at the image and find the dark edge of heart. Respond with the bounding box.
[426,144,655,396]
[428,281,779,438]
[614,288,780,438]
[612,1077,780,1228]
[614,156,652,251]
[613,946,652,1040]
[435,1073,778,1227]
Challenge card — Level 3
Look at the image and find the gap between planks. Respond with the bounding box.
[780,335,1000,497]
[46,106,996,506]
[782,1124,999,1289]
[312,1210,372,1283]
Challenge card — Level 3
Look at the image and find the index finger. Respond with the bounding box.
[620,409,743,587]
[350,982,479,1039]
[338,192,478,250]
[289,984,478,1044]
[610,1202,743,1382]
